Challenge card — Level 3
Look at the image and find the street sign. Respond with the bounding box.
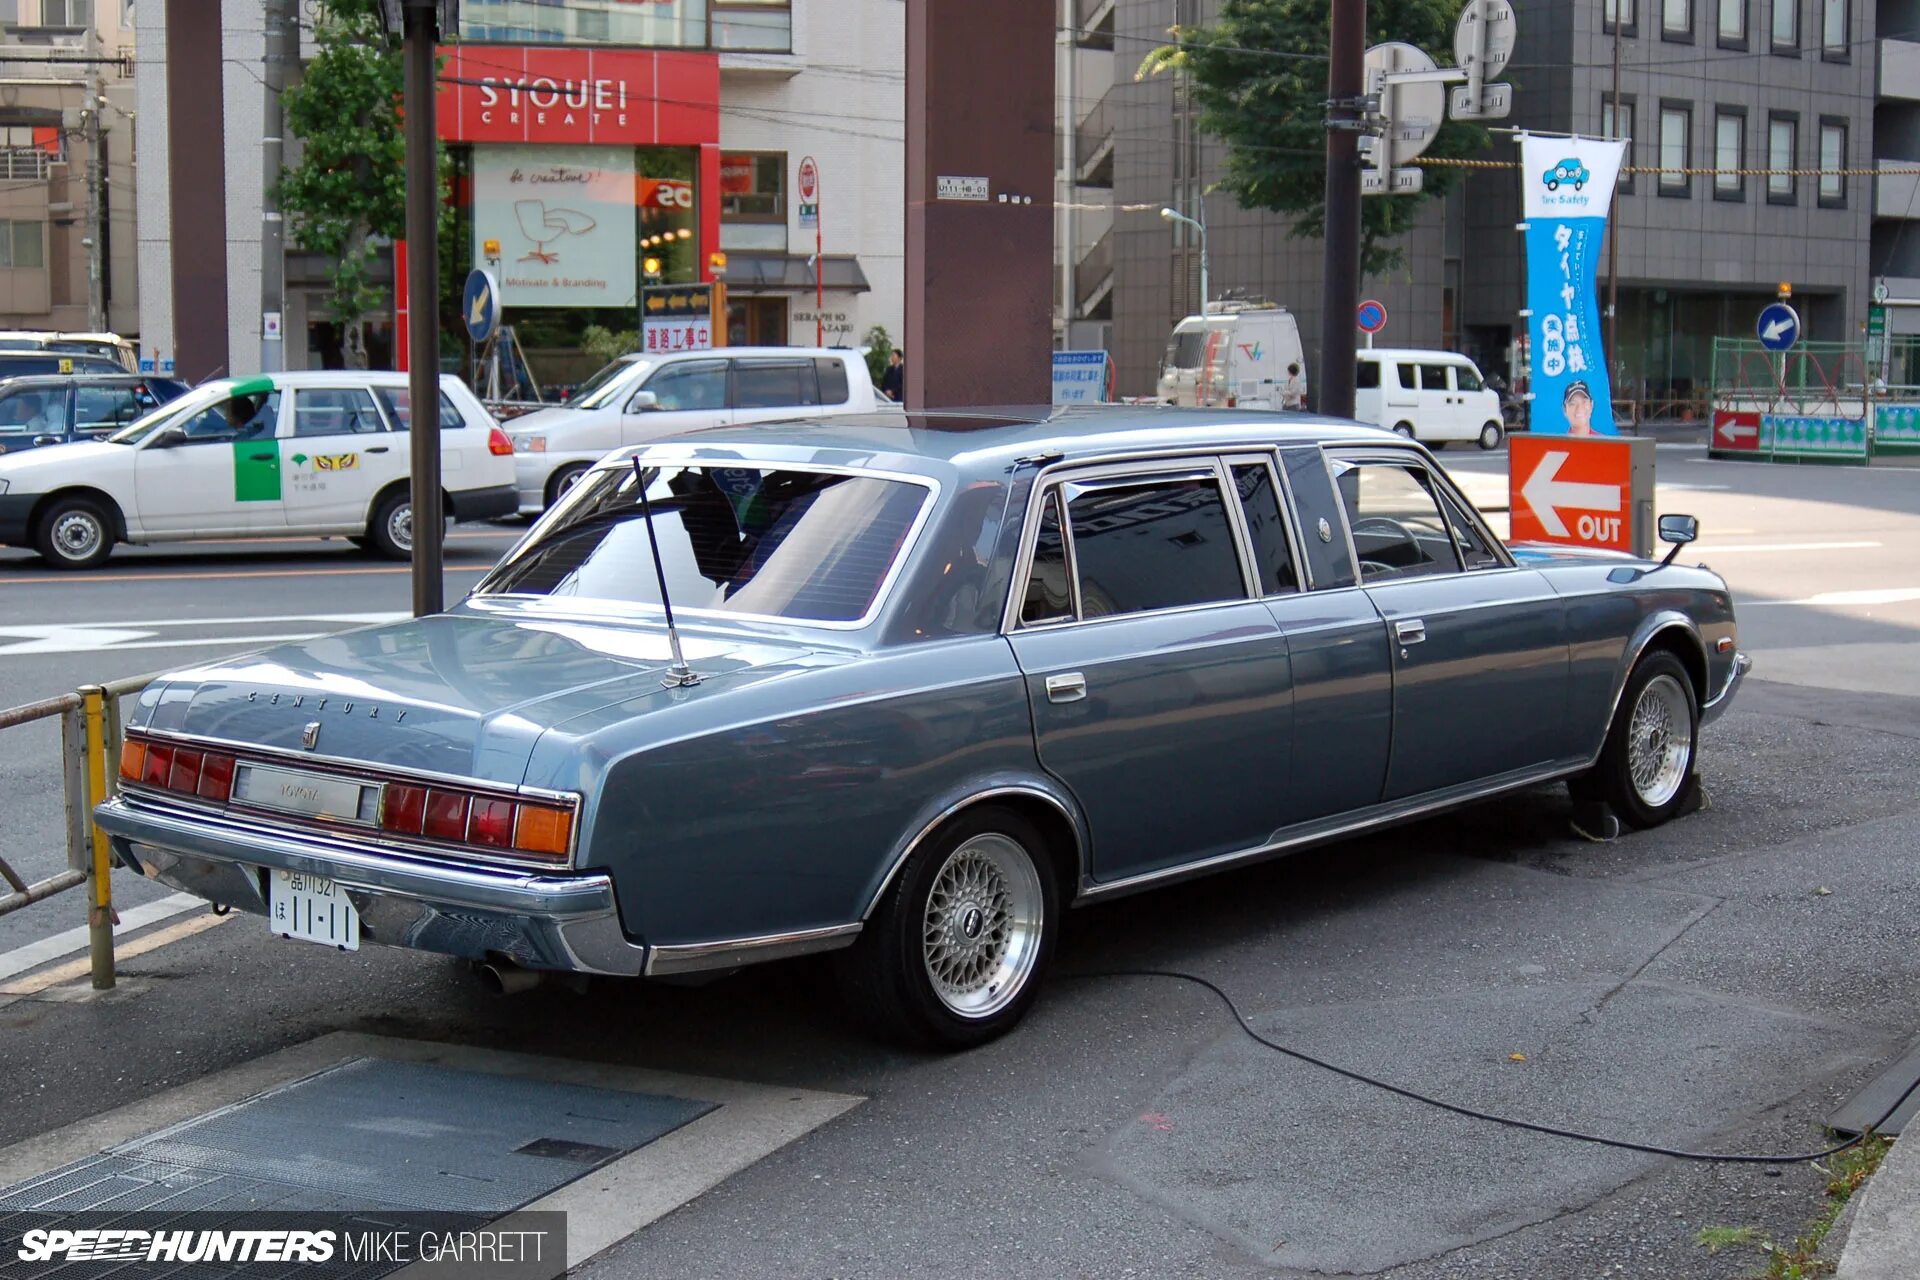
[1509,434,1655,555]
[1356,299,1388,333]
[1363,42,1446,168]
[463,267,501,344]
[262,311,283,341]
[1051,351,1112,405]
[641,282,716,353]
[936,175,991,201]
[1453,0,1516,80]
[1756,301,1801,352]
[797,155,820,229]
[1449,82,1512,119]
[1711,409,1761,452]
[1360,166,1425,196]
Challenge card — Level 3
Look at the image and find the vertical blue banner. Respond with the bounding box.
[1520,135,1628,435]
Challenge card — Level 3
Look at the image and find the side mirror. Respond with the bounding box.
[150,425,187,449]
[1657,513,1699,566]
[626,390,659,413]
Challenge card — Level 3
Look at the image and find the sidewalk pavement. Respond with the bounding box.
[1835,1133,1919,1279]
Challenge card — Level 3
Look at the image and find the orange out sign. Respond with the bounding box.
[1507,434,1654,555]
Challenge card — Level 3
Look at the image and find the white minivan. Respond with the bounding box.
[506,347,882,515]
[1354,349,1504,450]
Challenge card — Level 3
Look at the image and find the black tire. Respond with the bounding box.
[347,535,373,551]
[836,805,1059,1050]
[1478,421,1503,451]
[366,489,414,560]
[1573,651,1699,829]
[33,494,115,569]
[545,463,591,510]
[1392,422,1415,439]
[1428,440,1449,452]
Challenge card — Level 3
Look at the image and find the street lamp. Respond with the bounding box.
[1161,204,1209,316]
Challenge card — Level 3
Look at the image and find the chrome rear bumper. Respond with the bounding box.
[95,794,646,975]
[1700,651,1751,726]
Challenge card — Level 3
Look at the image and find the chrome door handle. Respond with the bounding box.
[1395,619,1427,645]
[1045,672,1088,703]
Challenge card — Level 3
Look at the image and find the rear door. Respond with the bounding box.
[621,357,731,445]
[728,356,827,425]
[1385,360,1420,427]
[0,383,71,453]
[280,385,389,530]
[1418,362,1466,440]
[1006,459,1292,885]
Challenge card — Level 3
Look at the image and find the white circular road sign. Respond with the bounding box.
[1454,0,1517,81]
[1363,42,1446,167]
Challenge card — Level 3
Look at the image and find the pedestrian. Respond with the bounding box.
[1280,362,1305,410]
[880,349,905,402]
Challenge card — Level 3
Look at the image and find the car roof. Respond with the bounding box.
[652,346,856,359]
[1357,348,1480,362]
[624,406,1395,480]
[207,370,457,388]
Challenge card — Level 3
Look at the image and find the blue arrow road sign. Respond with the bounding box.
[464,268,502,344]
[1756,302,1801,352]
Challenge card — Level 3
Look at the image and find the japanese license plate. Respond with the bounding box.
[268,869,360,951]
[233,763,377,825]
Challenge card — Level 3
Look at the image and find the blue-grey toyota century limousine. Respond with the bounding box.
[96,408,1748,1048]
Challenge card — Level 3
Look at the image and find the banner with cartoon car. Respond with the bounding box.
[1520,135,1628,436]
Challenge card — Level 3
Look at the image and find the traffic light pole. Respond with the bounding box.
[1319,0,1366,420]
[402,2,443,617]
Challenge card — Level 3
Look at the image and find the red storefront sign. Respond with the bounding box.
[437,47,719,146]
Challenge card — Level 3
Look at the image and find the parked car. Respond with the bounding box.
[1157,305,1308,409]
[0,349,125,380]
[94,407,1746,1048]
[0,374,191,456]
[504,347,884,515]
[0,331,140,371]
[0,370,516,569]
[1354,349,1506,450]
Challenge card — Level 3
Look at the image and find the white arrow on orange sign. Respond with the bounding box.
[1715,419,1757,445]
[1520,450,1622,538]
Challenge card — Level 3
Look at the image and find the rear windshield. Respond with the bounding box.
[478,462,931,624]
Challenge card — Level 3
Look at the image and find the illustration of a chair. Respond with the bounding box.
[514,199,598,264]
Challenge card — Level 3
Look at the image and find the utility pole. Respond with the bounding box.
[260,0,295,372]
[83,58,104,332]
[1605,0,1621,362]
[1319,0,1366,419]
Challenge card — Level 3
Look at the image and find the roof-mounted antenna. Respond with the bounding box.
[630,454,701,688]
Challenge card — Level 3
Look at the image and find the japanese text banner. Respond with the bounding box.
[1520,134,1627,435]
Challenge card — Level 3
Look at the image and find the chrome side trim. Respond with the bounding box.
[860,784,1088,920]
[643,923,862,976]
[1076,757,1588,902]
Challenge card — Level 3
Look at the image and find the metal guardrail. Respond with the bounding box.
[0,673,153,990]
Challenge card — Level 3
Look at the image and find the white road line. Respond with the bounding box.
[1744,588,1920,607]
[1695,540,1883,553]
[0,892,204,983]
[0,630,334,657]
[4,611,405,631]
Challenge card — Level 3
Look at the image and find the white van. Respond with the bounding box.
[1354,349,1504,449]
[1156,307,1307,409]
[505,347,882,514]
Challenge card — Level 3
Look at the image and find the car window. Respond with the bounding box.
[732,359,821,410]
[1356,361,1380,390]
[174,390,281,445]
[480,463,930,625]
[0,386,68,435]
[1329,458,1463,582]
[1454,365,1483,392]
[1020,490,1073,626]
[1436,485,1503,570]
[1057,472,1247,619]
[1396,363,1418,391]
[1419,364,1454,392]
[372,387,466,431]
[815,357,851,405]
[1231,461,1299,595]
[1282,447,1358,590]
[639,360,726,412]
[74,385,152,433]
[293,387,385,437]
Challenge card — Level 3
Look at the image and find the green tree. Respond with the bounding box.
[1140,0,1488,276]
[279,0,451,367]
[862,324,895,386]
[580,324,640,366]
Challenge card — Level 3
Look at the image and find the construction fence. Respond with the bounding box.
[1708,336,1920,464]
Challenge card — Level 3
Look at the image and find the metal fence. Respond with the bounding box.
[0,674,153,990]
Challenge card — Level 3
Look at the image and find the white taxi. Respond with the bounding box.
[0,371,516,569]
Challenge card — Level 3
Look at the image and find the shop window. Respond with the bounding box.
[713,0,793,52]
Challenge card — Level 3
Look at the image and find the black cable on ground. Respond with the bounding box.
[1071,968,1919,1165]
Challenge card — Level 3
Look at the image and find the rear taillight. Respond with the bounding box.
[122,736,236,804]
[487,425,514,456]
[422,790,470,841]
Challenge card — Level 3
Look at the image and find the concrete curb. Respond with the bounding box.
[1835,1133,1920,1279]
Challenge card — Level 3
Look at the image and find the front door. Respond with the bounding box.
[1005,461,1292,885]
[623,358,731,447]
[133,384,285,535]
[279,386,390,530]
[1327,450,1570,799]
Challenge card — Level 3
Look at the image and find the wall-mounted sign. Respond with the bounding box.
[473,145,637,308]
[437,47,719,147]
[643,282,716,353]
[936,175,990,201]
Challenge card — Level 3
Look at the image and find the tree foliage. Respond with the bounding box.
[279,0,450,366]
[1140,0,1489,276]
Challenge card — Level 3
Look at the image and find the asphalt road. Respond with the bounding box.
[0,442,1917,1278]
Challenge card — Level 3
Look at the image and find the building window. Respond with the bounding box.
[713,0,793,52]
[1768,113,1798,202]
[1714,107,1745,200]
[1771,0,1797,50]
[1603,96,1636,192]
[1718,0,1747,46]
[1820,0,1846,57]
[1659,102,1691,196]
[1604,0,1637,35]
[0,219,45,269]
[460,0,710,48]
[1663,0,1692,39]
[718,150,786,253]
[575,7,609,40]
[1818,118,1847,206]
[39,0,90,26]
